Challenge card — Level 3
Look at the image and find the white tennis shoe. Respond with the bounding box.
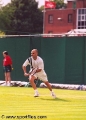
[34,92,39,97]
[51,92,56,98]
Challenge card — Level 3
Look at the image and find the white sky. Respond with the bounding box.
[1,0,11,5]
[1,0,67,7]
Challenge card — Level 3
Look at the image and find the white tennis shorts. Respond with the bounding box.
[30,70,48,82]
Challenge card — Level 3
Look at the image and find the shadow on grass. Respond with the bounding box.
[40,98,69,102]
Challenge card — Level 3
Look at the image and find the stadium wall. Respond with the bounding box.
[0,36,86,85]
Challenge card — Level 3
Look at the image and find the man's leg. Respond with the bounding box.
[44,81,56,98]
[4,73,8,86]
[44,81,52,91]
[29,75,39,97]
[7,72,11,86]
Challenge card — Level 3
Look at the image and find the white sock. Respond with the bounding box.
[51,90,53,93]
[34,89,38,93]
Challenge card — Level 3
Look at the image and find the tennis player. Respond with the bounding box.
[3,51,12,86]
[22,49,56,98]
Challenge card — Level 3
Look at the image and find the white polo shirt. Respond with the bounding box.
[23,56,48,82]
[23,56,44,69]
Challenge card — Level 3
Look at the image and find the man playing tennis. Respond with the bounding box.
[22,49,56,98]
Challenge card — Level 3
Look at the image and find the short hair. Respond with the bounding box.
[35,49,38,54]
[3,51,8,55]
[31,49,38,54]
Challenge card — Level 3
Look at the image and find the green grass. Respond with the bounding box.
[0,86,86,120]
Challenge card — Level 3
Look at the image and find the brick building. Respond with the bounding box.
[43,0,86,34]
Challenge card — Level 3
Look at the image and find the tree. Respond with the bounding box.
[0,0,2,8]
[0,0,43,35]
[39,5,44,11]
[54,0,67,9]
[0,0,6,34]
[0,3,15,34]
[9,0,43,34]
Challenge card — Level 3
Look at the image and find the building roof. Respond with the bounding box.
[67,0,77,1]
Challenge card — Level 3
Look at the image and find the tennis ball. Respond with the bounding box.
[12,68,14,70]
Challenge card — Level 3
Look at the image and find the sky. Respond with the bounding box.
[1,0,67,7]
[1,0,11,5]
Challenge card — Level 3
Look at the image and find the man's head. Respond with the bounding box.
[31,49,38,60]
[3,51,8,57]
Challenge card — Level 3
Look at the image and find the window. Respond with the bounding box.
[78,9,81,14]
[72,1,76,9]
[77,8,86,29]
[68,14,72,23]
[81,15,85,21]
[78,15,81,21]
[82,9,85,14]
[48,15,53,24]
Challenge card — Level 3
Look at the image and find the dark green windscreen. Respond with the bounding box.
[0,36,86,85]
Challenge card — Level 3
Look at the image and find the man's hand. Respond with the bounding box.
[24,72,29,77]
[30,68,37,75]
[29,68,42,75]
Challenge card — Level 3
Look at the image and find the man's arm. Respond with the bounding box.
[36,59,44,73]
[22,65,29,76]
[22,59,30,76]
[22,65,27,73]
[31,68,41,75]
[36,69,41,73]
[30,60,43,75]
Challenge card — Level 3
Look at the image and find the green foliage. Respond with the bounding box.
[39,5,44,11]
[0,0,43,35]
[0,4,16,34]
[54,0,67,9]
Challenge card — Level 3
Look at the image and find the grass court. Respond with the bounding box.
[0,86,86,120]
